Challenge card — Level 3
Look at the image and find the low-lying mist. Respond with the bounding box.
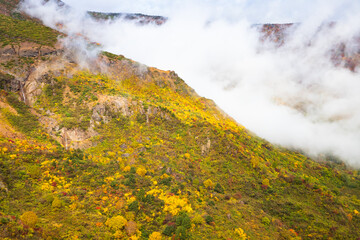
[20,0,360,167]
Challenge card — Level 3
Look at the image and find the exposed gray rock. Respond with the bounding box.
[108,96,131,116]
[201,138,211,155]
[0,46,16,55]
[39,115,98,150]
[23,78,43,106]
[46,110,54,116]
[91,96,131,123]
[136,147,146,153]
[61,127,98,150]
[92,103,106,122]
[120,143,127,149]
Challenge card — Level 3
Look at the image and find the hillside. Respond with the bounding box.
[0,4,360,240]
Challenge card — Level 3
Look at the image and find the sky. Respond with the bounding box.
[20,0,360,167]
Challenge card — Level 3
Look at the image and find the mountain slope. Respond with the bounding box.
[0,5,360,240]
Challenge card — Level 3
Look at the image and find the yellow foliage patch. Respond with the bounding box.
[235,227,247,240]
[204,179,215,189]
[105,215,127,230]
[146,187,193,215]
[149,231,162,240]
[123,166,131,172]
[262,178,270,186]
[20,211,38,228]
[136,167,147,176]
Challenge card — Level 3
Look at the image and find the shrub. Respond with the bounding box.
[136,167,147,176]
[192,214,205,225]
[214,183,224,193]
[149,231,162,240]
[204,179,215,189]
[176,212,191,229]
[235,228,247,240]
[125,211,136,221]
[130,167,136,174]
[128,200,139,213]
[159,177,172,186]
[20,211,38,228]
[125,220,137,236]
[175,226,188,240]
[105,215,127,230]
[163,224,176,236]
[51,197,63,208]
[124,174,136,188]
[205,215,214,224]
[262,216,271,225]
[1,217,10,224]
[113,230,127,239]
[115,200,125,210]
[262,178,270,186]
[27,165,41,179]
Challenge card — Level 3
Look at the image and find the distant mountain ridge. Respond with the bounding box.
[88,11,167,25]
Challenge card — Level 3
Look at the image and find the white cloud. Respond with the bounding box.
[20,0,360,167]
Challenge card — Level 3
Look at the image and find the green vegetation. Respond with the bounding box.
[0,14,58,47]
[4,93,41,136]
[0,72,15,90]
[102,51,125,61]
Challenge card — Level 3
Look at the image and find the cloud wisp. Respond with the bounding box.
[20,0,360,167]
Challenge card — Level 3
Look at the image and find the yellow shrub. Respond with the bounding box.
[192,214,205,225]
[52,197,63,208]
[125,211,136,221]
[113,230,126,239]
[20,211,38,228]
[204,179,215,189]
[235,228,247,240]
[136,167,147,176]
[146,188,193,215]
[160,173,169,179]
[149,231,162,240]
[251,156,259,168]
[123,166,131,172]
[105,215,127,230]
[262,178,270,186]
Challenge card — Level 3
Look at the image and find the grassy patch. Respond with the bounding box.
[0,13,58,47]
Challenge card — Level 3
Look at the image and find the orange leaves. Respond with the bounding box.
[289,229,298,236]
